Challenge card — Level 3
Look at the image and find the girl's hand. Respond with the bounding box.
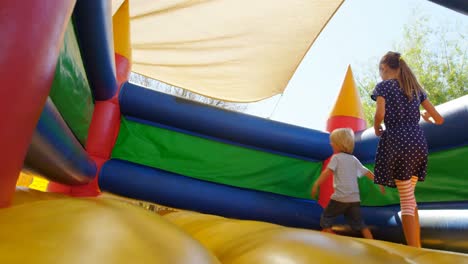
[421,99,444,125]
[379,185,386,194]
[374,125,384,137]
[421,110,434,124]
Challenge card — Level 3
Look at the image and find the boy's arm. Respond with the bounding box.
[311,168,333,198]
[364,170,386,194]
[364,170,375,181]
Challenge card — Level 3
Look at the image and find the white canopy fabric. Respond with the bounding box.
[113,0,343,102]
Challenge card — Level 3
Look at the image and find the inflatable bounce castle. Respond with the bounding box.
[1,0,468,263]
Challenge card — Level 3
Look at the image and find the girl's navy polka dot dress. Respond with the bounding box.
[371,79,428,188]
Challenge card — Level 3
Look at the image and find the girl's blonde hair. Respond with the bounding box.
[380,51,425,101]
[330,128,355,154]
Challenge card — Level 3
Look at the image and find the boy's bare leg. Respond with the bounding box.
[361,228,374,239]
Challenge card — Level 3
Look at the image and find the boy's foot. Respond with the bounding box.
[321,229,336,234]
[361,227,374,239]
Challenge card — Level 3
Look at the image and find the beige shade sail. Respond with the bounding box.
[114,0,343,102]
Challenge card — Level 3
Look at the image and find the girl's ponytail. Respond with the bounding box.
[380,51,425,101]
[398,58,424,101]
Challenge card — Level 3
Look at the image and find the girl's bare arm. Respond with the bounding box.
[421,99,444,125]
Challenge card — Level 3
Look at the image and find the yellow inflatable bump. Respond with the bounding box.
[0,189,219,264]
[11,187,64,206]
[6,189,468,263]
[329,65,366,119]
[164,211,468,264]
[358,239,468,263]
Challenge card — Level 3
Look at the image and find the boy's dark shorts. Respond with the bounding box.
[320,199,366,231]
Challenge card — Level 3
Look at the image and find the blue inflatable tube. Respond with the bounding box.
[73,0,117,100]
[119,82,333,161]
[334,202,468,253]
[24,98,97,185]
[360,202,468,253]
[99,159,323,229]
[354,96,468,163]
[428,0,468,15]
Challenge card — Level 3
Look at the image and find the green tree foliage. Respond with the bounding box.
[357,15,467,126]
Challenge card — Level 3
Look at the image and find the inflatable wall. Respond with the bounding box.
[1,0,468,262]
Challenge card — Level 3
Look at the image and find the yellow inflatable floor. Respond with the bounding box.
[2,188,468,264]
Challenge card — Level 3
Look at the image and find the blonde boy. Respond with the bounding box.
[312,128,385,239]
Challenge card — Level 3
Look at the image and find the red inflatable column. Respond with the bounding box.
[68,0,131,197]
[68,99,121,197]
[0,0,76,207]
[318,66,367,208]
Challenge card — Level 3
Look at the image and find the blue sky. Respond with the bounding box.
[245,0,467,131]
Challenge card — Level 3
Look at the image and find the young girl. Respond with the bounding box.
[312,128,385,239]
[372,51,444,248]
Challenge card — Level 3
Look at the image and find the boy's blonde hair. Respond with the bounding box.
[330,128,355,154]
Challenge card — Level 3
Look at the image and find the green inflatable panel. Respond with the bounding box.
[49,21,94,145]
[112,118,468,206]
[359,146,468,206]
[112,117,322,199]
